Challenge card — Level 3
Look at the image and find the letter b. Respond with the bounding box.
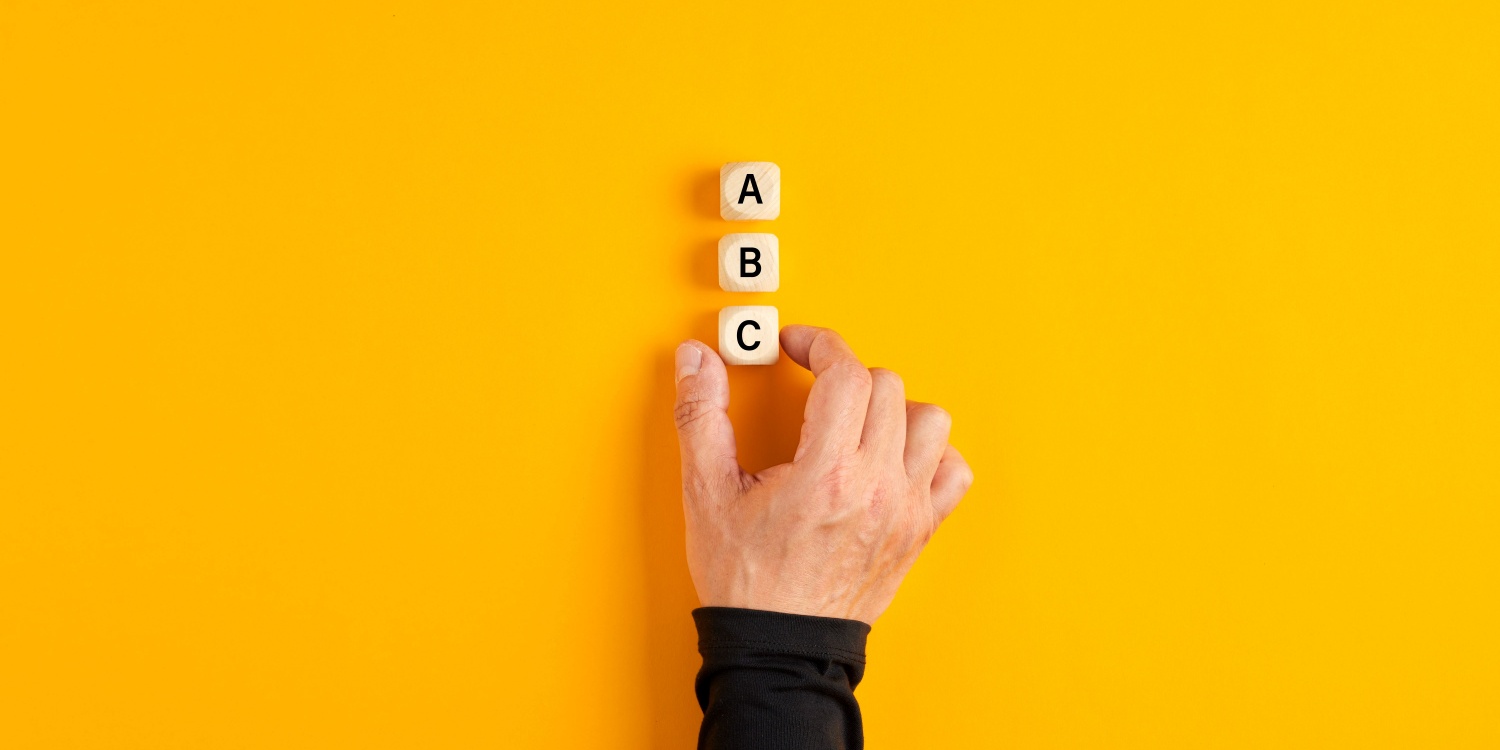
[740,247,761,278]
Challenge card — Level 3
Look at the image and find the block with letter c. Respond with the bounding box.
[718,306,779,365]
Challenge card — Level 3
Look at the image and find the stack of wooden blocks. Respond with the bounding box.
[717,162,781,365]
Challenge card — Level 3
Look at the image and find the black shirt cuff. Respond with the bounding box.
[693,606,870,665]
[692,607,870,750]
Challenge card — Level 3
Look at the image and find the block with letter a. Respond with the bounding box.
[718,306,779,365]
[720,162,780,220]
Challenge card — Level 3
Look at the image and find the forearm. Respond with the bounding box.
[694,607,869,750]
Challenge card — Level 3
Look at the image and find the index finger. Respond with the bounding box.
[780,325,872,462]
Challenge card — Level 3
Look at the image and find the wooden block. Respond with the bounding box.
[718,306,779,365]
[718,233,780,292]
[720,162,781,220]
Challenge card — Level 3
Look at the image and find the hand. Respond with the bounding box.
[672,324,974,624]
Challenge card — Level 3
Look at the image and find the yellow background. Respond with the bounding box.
[3,1,1498,747]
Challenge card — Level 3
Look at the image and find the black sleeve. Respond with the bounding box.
[693,606,870,750]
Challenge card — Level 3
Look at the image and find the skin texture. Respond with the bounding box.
[673,324,975,625]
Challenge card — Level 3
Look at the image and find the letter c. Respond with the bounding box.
[736,319,761,351]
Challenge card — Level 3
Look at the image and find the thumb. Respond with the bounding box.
[673,340,742,492]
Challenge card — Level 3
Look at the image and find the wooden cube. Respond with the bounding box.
[718,306,779,365]
[719,233,780,292]
[720,162,781,220]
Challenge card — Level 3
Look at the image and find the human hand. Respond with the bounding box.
[672,324,974,625]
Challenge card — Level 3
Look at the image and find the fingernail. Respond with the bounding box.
[675,343,701,383]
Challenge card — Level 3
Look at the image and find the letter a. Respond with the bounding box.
[738,174,763,205]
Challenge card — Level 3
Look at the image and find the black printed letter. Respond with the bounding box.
[738,174,762,205]
[739,247,762,278]
[736,320,761,350]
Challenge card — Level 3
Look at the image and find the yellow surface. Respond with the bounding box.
[2,2,1498,747]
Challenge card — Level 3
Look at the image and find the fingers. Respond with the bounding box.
[674,340,741,491]
[930,445,974,521]
[861,368,907,459]
[904,400,952,481]
[780,325,871,462]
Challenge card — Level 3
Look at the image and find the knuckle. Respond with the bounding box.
[674,392,715,431]
[825,360,872,390]
[824,461,854,493]
[816,459,861,506]
[913,403,952,430]
[958,466,976,491]
[869,367,905,393]
[810,328,839,354]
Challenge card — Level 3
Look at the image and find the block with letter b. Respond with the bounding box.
[718,233,779,292]
[718,306,779,365]
[720,162,781,220]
